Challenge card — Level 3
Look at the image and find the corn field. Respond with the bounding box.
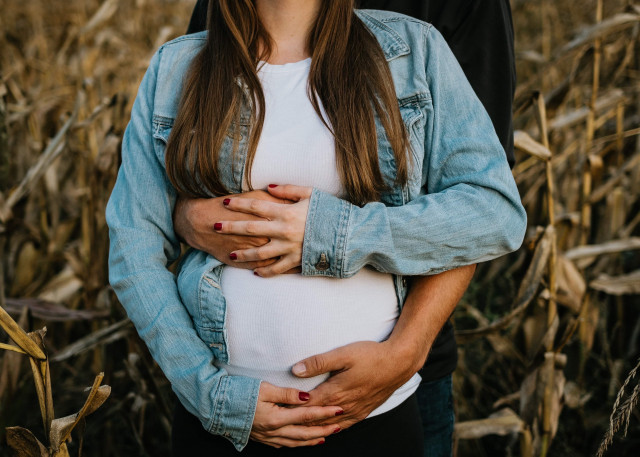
[0,0,639,456]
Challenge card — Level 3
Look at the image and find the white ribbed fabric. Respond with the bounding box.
[218,58,420,417]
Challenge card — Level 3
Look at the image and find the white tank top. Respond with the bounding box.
[218,58,420,417]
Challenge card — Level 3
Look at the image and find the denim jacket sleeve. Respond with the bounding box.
[106,48,260,451]
[300,25,527,278]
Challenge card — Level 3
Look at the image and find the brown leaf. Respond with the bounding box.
[556,256,586,313]
[57,373,111,445]
[4,297,110,322]
[0,306,46,360]
[10,241,39,296]
[49,414,77,451]
[454,408,526,439]
[514,130,552,161]
[590,270,640,295]
[5,426,48,457]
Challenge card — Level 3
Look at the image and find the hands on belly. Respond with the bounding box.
[251,382,343,448]
[291,340,419,430]
[173,185,311,276]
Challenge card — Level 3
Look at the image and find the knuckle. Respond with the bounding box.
[264,416,279,430]
[301,411,316,424]
[249,199,261,212]
[245,221,257,234]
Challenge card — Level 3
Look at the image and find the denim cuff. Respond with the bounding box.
[301,188,352,278]
[208,375,261,451]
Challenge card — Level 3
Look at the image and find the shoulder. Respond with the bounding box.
[356,9,433,57]
[149,31,208,121]
[355,8,449,70]
[156,31,208,65]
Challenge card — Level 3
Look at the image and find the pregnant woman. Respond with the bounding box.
[106,0,526,455]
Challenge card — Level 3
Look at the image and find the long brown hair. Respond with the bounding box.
[166,0,409,206]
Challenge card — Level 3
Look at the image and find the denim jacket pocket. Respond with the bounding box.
[176,249,229,362]
[377,94,427,206]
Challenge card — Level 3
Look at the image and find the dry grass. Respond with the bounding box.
[0,0,639,456]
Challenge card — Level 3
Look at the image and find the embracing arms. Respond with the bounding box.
[107,49,339,451]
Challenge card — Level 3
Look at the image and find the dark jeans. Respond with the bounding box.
[417,375,454,457]
[172,394,423,456]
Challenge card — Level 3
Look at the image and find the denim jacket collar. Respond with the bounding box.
[355,10,411,61]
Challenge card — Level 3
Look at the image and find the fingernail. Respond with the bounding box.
[299,392,310,401]
[214,223,222,231]
[335,410,344,416]
[268,184,278,188]
[229,252,237,260]
[292,362,306,376]
[317,439,325,445]
[333,426,341,434]
[253,271,261,277]
[223,198,230,206]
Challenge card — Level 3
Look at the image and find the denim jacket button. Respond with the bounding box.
[315,253,330,271]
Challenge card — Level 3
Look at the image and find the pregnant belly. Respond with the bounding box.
[217,267,398,391]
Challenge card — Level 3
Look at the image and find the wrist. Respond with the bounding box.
[383,336,429,379]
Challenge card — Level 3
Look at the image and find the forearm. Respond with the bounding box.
[387,264,476,374]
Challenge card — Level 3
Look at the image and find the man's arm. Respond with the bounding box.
[292,264,476,428]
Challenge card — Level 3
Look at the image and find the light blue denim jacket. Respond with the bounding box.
[107,9,527,451]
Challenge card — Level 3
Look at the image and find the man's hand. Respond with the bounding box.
[173,190,290,270]
[250,382,343,448]
[291,264,477,430]
[290,339,421,429]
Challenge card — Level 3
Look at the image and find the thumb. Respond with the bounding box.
[267,184,313,202]
[292,348,349,378]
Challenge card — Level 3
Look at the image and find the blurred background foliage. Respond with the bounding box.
[0,0,639,455]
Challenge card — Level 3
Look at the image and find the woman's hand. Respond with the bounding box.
[173,190,292,270]
[213,185,313,277]
[251,382,343,448]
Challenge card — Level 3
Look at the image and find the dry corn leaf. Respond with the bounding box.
[457,225,553,342]
[590,270,640,295]
[10,241,39,296]
[514,130,552,161]
[58,373,111,445]
[0,306,46,360]
[49,414,76,452]
[4,297,110,322]
[454,408,526,439]
[558,12,640,55]
[565,237,640,260]
[79,0,119,36]
[0,306,29,399]
[549,89,625,131]
[48,381,110,451]
[52,443,70,457]
[556,256,586,313]
[51,319,132,362]
[5,426,48,457]
[27,329,54,437]
[37,266,83,304]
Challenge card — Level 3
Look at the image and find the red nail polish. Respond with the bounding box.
[333,426,341,434]
[253,271,261,277]
[223,198,230,206]
[268,184,278,188]
[214,223,222,231]
[317,439,325,445]
[229,252,237,260]
[299,392,310,401]
[335,410,344,416]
